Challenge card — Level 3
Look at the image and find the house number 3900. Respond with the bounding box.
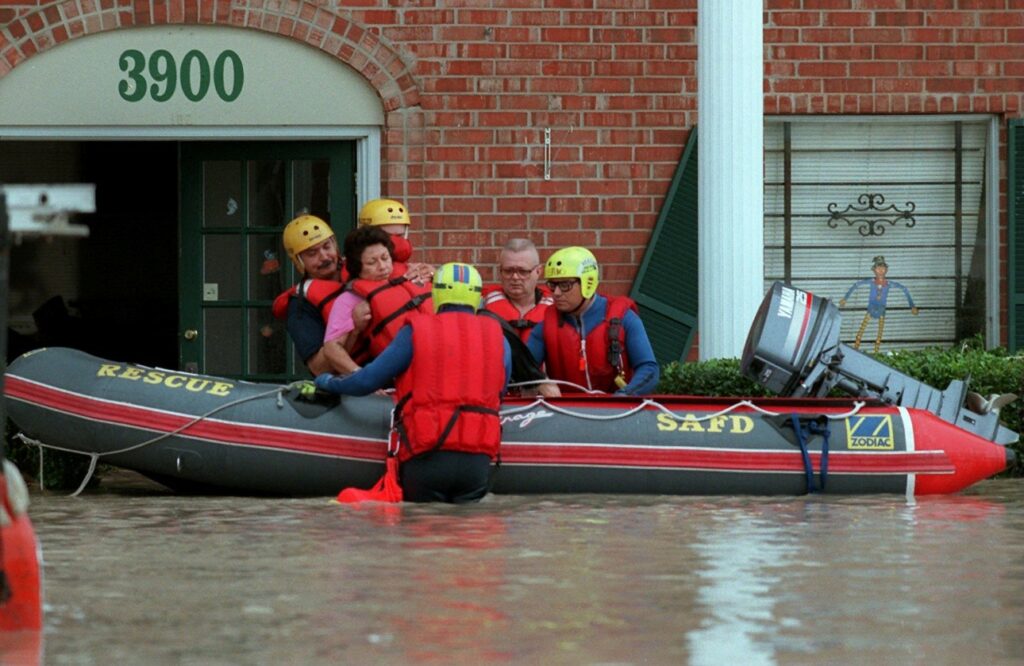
[118,49,244,103]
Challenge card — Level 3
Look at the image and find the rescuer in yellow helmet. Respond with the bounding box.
[430,261,484,312]
[315,262,512,503]
[271,214,345,375]
[358,198,414,263]
[352,198,433,288]
[524,246,659,396]
[281,214,339,278]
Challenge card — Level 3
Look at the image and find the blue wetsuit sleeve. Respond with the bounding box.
[503,338,512,391]
[285,297,326,363]
[618,310,660,396]
[315,325,413,395]
[526,321,546,365]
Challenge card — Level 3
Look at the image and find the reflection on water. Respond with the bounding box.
[688,511,799,665]
[14,473,1024,664]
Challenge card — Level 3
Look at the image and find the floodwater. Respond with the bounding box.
[13,472,1024,665]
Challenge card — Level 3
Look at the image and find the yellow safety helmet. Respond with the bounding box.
[544,246,599,299]
[432,262,483,312]
[282,214,335,274]
[358,198,410,227]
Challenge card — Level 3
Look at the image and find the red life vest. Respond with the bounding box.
[348,262,433,357]
[542,295,638,393]
[271,279,345,322]
[393,312,505,462]
[482,285,553,343]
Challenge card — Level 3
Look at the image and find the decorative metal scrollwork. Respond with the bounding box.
[826,193,916,237]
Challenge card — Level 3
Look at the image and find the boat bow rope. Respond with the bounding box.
[14,381,306,496]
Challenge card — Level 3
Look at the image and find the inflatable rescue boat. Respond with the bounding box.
[3,283,1017,498]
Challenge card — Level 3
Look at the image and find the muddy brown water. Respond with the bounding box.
[17,472,1024,664]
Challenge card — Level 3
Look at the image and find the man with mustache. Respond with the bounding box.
[276,214,346,375]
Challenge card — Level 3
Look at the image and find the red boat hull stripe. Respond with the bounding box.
[6,375,386,461]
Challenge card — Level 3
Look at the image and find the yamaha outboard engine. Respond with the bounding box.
[741,282,1019,446]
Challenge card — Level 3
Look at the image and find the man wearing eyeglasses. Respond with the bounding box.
[482,238,560,398]
[526,246,659,395]
[482,238,553,341]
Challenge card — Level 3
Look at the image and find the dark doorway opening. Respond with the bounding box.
[3,141,178,368]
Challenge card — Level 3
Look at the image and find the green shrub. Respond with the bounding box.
[658,357,769,398]
[881,341,1022,442]
[657,341,1023,475]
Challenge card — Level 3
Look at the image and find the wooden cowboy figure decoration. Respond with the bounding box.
[839,255,918,353]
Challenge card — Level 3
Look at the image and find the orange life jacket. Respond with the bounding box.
[542,295,637,393]
[393,312,505,462]
[481,285,553,343]
[348,263,433,357]
[271,279,345,322]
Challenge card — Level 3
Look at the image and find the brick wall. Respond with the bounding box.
[1,0,1022,308]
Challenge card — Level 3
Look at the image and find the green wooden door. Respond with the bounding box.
[179,141,356,380]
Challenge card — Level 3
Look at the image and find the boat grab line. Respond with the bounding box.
[499,397,868,423]
[14,382,300,497]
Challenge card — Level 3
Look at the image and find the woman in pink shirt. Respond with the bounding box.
[323,227,395,374]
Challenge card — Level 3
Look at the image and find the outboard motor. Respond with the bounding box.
[741,282,1019,446]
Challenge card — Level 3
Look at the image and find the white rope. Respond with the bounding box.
[14,382,301,496]
[503,378,870,423]
[507,378,604,394]
[501,396,655,421]
[500,394,868,424]
[37,443,44,493]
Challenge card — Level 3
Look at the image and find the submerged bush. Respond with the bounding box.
[6,421,100,491]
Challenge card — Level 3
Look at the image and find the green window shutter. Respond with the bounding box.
[629,127,698,365]
[1010,120,1024,353]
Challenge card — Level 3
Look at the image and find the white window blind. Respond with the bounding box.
[764,118,988,351]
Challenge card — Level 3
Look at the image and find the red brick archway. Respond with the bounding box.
[0,0,423,201]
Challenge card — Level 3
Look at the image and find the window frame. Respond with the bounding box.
[764,114,1000,348]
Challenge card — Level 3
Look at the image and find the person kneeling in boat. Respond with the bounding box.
[526,246,659,395]
[315,262,511,503]
[322,225,434,375]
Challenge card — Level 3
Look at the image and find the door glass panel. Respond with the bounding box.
[183,141,356,381]
[204,235,242,301]
[248,160,286,228]
[204,308,242,375]
[203,161,242,228]
[248,234,286,302]
[293,159,332,223]
[249,309,288,375]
